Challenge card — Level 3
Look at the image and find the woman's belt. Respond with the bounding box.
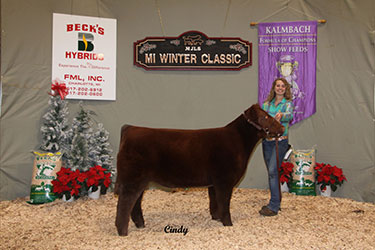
[265,136,288,141]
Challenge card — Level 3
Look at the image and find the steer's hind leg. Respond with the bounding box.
[208,186,220,220]
[131,190,145,228]
[115,184,144,236]
[214,185,234,226]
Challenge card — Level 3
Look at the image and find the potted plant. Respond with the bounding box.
[52,167,85,201]
[279,162,294,192]
[314,163,347,196]
[85,165,112,199]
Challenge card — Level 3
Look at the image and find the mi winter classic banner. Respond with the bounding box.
[52,14,117,100]
[258,21,317,125]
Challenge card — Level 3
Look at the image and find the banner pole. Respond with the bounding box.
[250,19,326,27]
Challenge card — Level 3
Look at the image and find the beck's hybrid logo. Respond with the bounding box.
[134,31,252,71]
[65,23,104,61]
[78,33,94,52]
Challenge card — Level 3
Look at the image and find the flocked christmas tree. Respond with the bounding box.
[65,104,115,196]
[65,103,94,172]
[88,123,115,192]
[89,123,114,173]
[40,95,69,153]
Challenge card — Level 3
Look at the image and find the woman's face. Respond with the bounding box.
[274,80,286,96]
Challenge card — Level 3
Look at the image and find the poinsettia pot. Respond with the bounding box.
[62,194,75,202]
[88,186,101,199]
[319,184,332,197]
[280,182,289,193]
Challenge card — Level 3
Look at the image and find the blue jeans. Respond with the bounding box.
[262,139,289,213]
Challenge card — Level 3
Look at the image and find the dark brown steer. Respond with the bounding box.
[115,103,284,236]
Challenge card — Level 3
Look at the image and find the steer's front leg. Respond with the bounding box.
[215,186,233,226]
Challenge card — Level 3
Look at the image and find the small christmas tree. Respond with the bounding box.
[89,123,114,172]
[71,103,93,136]
[65,103,93,172]
[88,123,115,193]
[40,94,69,153]
[68,132,90,171]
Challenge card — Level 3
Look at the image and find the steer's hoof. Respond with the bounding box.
[117,227,128,236]
[222,221,233,226]
[211,215,220,221]
[135,222,145,228]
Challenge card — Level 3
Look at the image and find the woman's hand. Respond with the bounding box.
[275,112,283,122]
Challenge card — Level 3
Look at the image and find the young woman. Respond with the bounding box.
[259,77,294,216]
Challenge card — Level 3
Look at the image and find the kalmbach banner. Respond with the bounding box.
[134,31,252,70]
[258,21,317,125]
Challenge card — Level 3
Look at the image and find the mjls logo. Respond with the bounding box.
[78,33,94,51]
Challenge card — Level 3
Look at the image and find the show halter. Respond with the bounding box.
[242,112,270,136]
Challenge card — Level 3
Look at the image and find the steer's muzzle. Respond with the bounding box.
[269,125,285,137]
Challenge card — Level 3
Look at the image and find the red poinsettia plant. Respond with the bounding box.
[52,167,86,200]
[314,163,347,192]
[52,165,112,200]
[279,162,294,186]
[84,165,112,194]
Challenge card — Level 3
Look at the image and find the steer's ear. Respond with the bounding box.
[248,104,259,121]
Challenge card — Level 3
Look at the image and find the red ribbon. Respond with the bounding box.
[49,81,68,100]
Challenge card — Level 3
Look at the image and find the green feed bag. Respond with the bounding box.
[289,148,316,196]
[28,152,62,204]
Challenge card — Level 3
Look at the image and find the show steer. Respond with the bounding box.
[115,104,284,236]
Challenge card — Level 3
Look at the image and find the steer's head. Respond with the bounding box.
[243,104,285,138]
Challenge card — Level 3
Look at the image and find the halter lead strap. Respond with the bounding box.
[275,137,282,202]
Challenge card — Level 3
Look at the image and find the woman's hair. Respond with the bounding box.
[265,77,292,102]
